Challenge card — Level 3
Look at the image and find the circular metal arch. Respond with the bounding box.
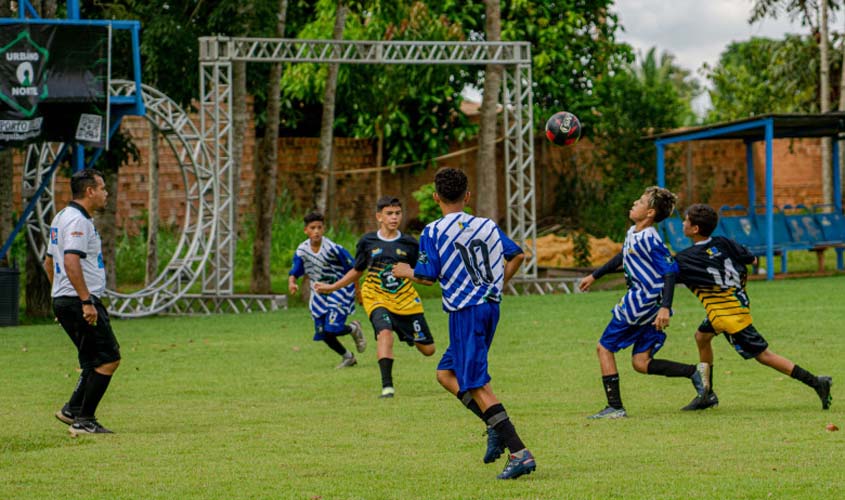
[22,79,217,317]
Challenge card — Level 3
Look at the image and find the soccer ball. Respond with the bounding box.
[545,111,581,146]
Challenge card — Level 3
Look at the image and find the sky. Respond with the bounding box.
[613,0,814,113]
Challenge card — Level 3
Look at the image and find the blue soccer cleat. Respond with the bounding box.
[497,449,536,480]
[483,426,505,464]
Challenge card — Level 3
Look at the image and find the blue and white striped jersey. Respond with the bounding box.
[415,212,523,312]
[614,225,679,325]
[289,237,356,319]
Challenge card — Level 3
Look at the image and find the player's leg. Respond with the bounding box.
[754,348,832,410]
[470,384,535,479]
[324,312,358,369]
[682,320,720,411]
[53,298,88,424]
[630,327,706,396]
[369,308,397,397]
[590,318,628,418]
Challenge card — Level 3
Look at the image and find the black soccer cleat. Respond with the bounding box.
[55,404,75,425]
[497,449,536,480]
[69,418,114,436]
[483,426,505,464]
[816,376,833,410]
[681,391,719,411]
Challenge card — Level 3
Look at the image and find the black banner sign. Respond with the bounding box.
[0,23,109,147]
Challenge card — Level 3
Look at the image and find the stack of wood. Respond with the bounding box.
[526,233,622,269]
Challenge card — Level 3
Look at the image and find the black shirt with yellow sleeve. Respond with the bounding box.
[675,236,757,334]
[353,231,424,317]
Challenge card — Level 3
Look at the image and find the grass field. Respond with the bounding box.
[1,275,844,499]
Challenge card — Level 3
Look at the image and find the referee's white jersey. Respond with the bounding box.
[47,202,106,298]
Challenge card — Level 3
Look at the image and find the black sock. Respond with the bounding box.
[457,391,485,421]
[647,359,696,378]
[79,371,113,419]
[378,358,394,388]
[790,365,819,389]
[323,335,348,356]
[602,374,623,409]
[67,369,91,414]
[482,403,525,453]
[336,325,352,336]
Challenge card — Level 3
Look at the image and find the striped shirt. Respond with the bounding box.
[414,212,523,312]
[614,225,679,325]
[289,237,355,319]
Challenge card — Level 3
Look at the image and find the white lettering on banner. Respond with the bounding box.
[5,52,40,62]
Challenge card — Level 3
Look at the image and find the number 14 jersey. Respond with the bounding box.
[415,212,523,312]
[675,236,757,334]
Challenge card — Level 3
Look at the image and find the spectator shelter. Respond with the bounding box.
[648,113,845,280]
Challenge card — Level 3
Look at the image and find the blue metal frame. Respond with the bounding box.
[654,117,844,280]
[0,1,145,263]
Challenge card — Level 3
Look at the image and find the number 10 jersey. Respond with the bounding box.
[415,212,523,312]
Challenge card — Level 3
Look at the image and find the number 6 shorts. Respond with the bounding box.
[369,306,434,346]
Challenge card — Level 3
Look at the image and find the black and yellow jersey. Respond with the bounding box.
[675,236,757,334]
[353,231,424,317]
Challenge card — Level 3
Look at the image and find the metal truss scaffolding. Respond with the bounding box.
[199,38,540,287]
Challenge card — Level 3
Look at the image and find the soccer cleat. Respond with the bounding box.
[483,426,505,464]
[681,391,719,411]
[68,418,113,436]
[587,406,627,419]
[497,449,536,480]
[336,354,357,369]
[816,376,833,410]
[55,404,75,425]
[350,320,367,353]
[690,363,708,397]
[379,386,395,398]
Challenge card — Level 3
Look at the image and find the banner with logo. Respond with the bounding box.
[0,23,110,148]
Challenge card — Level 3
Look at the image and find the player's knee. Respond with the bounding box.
[418,343,436,356]
[97,359,120,375]
[435,369,451,387]
[694,330,713,347]
[631,357,649,374]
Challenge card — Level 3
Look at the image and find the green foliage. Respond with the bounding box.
[572,231,591,268]
[705,35,823,122]
[411,182,472,226]
[559,49,692,240]
[2,276,845,497]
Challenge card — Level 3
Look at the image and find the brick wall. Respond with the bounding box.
[9,120,839,236]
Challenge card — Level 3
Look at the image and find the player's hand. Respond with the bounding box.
[578,275,595,292]
[288,283,299,296]
[392,262,413,279]
[82,303,98,326]
[313,282,333,294]
[653,307,670,330]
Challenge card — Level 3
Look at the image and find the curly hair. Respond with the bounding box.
[434,167,468,203]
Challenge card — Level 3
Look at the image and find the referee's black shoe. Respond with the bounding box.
[816,376,833,410]
[681,391,719,411]
[69,418,114,436]
[55,404,75,425]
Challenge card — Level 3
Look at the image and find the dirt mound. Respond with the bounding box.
[527,233,622,268]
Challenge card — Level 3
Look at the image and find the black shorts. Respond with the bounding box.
[53,296,121,370]
[698,318,768,360]
[369,307,434,346]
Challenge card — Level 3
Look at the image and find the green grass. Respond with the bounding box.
[1,276,844,499]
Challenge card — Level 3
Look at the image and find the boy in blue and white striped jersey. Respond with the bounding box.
[579,186,707,419]
[393,168,535,480]
[288,212,366,369]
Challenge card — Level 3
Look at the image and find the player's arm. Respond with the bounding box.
[43,254,54,284]
[392,262,434,286]
[579,252,622,292]
[288,254,304,295]
[315,268,363,294]
[653,271,677,330]
[64,253,97,326]
[503,252,524,285]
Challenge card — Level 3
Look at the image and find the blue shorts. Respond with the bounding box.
[437,302,500,392]
[599,315,666,356]
[313,310,349,341]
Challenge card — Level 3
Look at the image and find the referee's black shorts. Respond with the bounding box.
[53,296,121,370]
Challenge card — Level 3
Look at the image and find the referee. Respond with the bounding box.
[44,169,120,435]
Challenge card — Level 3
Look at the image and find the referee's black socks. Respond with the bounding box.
[67,369,91,415]
[79,371,112,419]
